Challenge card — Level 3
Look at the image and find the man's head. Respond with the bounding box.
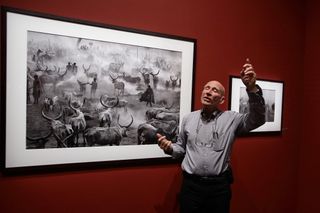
[201,80,225,110]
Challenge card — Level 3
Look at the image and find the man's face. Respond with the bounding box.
[201,81,225,108]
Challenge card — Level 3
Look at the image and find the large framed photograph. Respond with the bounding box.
[229,76,284,134]
[1,7,196,172]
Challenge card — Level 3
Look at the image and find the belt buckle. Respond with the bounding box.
[199,176,214,181]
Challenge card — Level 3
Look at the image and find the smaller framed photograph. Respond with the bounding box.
[229,76,284,134]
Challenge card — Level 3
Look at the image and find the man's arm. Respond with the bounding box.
[237,59,266,134]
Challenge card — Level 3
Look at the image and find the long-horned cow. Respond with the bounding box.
[139,67,151,85]
[85,114,134,146]
[43,96,59,112]
[83,64,97,78]
[77,79,89,95]
[41,107,75,147]
[99,95,119,127]
[68,99,87,146]
[170,76,179,90]
[109,74,125,96]
[26,131,52,149]
[137,123,158,145]
[38,66,68,92]
[156,111,180,123]
[145,102,175,121]
[137,119,178,144]
[122,72,141,84]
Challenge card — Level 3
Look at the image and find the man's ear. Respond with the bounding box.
[219,96,225,105]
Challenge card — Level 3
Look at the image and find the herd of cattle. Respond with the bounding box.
[27,92,180,149]
[26,54,181,149]
[24,34,186,149]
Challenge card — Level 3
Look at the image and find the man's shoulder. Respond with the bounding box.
[189,110,201,115]
[184,110,201,119]
[220,110,239,116]
[218,110,242,121]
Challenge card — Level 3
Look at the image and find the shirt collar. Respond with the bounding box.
[200,109,221,121]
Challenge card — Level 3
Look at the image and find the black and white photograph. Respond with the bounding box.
[1,9,195,170]
[229,76,284,134]
[26,31,183,149]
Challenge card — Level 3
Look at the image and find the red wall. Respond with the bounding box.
[0,0,306,212]
[298,0,320,212]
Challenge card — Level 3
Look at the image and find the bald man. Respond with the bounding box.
[157,60,266,213]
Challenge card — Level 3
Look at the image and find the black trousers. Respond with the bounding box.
[179,169,233,213]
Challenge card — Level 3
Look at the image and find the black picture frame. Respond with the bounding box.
[229,76,284,135]
[0,7,196,173]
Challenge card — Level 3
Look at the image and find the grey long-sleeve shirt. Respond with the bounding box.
[171,88,266,176]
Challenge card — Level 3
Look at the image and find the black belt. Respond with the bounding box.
[182,169,233,183]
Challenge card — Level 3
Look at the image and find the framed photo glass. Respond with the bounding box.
[1,7,196,172]
[229,76,284,134]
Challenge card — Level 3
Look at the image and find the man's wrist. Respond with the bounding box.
[246,85,258,93]
[247,84,263,97]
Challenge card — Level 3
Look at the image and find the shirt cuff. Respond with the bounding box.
[247,84,265,104]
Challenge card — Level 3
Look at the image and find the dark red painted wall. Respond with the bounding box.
[298,0,320,212]
[0,0,306,212]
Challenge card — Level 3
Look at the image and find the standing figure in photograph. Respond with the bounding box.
[72,62,78,74]
[90,77,98,99]
[32,74,43,104]
[157,59,266,213]
[140,84,155,107]
[27,77,32,104]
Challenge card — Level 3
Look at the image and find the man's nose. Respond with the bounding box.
[206,91,212,96]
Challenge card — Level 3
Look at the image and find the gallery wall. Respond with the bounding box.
[298,0,320,212]
[0,0,307,212]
